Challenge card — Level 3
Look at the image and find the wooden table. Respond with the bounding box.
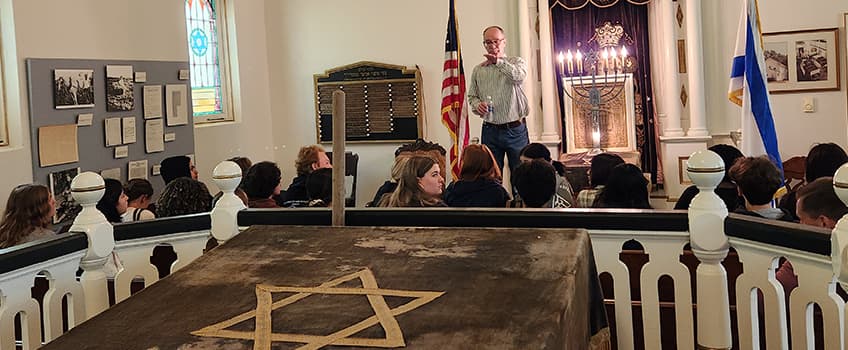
[44,225,609,350]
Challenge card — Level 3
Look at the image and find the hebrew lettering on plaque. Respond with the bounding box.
[314,62,423,143]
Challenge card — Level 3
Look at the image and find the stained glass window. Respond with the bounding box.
[185,0,230,121]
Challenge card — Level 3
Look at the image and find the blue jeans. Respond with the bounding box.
[481,121,529,174]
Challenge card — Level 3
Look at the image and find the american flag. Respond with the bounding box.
[441,0,469,180]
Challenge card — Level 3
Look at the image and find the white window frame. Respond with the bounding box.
[186,0,235,125]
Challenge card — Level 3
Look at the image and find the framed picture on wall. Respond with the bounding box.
[762,28,840,93]
[49,167,81,224]
[53,69,95,109]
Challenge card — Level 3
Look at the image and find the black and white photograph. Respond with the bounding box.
[795,39,828,82]
[764,42,789,83]
[49,167,81,224]
[106,65,135,111]
[763,28,839,93]
[53,69,95,109]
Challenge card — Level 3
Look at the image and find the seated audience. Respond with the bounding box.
[123,178,155,222]
[509,159,557,208]
[242,161,283,208]
[576,153,624,207]
[0,184,56,248]
[96,178,129,223]
[155,177,213,217]
[592,163,651,209]
[160,155,198,185]
[394,139,448,180]
[369,157,409,207]
[775,177,848,294]
[795,177,848,228]
[730,156,793,221]
[378,156,445,207]
[306,168,333,207]
[519,143,574,208]
[778,142,848,218]
[279,145,331,207]
[675,144,744,210]
[369,139,447,206]
[444,144,510,207]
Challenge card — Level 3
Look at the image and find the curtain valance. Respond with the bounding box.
[550,0,651,10]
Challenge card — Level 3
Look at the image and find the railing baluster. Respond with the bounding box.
[830,164,848,349]
[211,161,245,243]
[591,235,635,350]
[687,150,732,350]
[69,172,114,319]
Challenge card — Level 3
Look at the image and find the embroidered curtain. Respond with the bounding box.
[549,0,660,182]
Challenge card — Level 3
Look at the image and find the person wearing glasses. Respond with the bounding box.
[467,25,530,174]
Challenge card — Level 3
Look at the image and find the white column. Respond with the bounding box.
[687,150,732,350]
[660,0,685,137]
[211,161,246,243]
[69,172,114,319]
[518,0,540,140]
[685,0,709,137]
[537,0,560,144]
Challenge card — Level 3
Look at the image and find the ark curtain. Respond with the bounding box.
[550,1,659,182]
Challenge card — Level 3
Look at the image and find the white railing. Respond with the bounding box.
[1,155,848,349]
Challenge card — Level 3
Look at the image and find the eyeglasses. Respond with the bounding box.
[483,39,504,46]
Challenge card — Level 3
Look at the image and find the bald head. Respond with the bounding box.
[483,25,504,36]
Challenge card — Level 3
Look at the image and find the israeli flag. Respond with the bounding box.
[728,0,783,172]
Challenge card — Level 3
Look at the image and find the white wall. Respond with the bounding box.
[703,0,848,158]
[0,0,188,214]
[193,0,275,193]
[263,0,516,206]
[0,0,276,214]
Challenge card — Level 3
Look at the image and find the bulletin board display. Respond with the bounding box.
[314,61,423,143]
[26,58,195,212]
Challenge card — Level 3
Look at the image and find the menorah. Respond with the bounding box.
[559,45,633,156]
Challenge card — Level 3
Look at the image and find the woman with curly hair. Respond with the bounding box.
[155,178,213,218]
[0,184,56,248]
[378,156,445,207]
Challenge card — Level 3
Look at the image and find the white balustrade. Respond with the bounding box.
[0,250,85,349]
[687,150,732,349]
[211,160,246,243]
[68,172,113,319]
[832,163,848,349]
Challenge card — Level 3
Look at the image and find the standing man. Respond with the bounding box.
[467,25,530,173]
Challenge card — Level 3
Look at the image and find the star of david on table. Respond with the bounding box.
[191,269,444,350]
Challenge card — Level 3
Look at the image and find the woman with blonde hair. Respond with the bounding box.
[444,144,510,207]
[0,184,56,248]
[378,156,445,207]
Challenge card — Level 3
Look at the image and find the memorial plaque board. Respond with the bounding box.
[314,61,423,143]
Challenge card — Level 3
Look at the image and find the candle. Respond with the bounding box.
[621,46,628,70]
[610,49,618,73]
[592,130,600,146]
[557,51,565,75]
[601,48,609,73]
[565,50,574,75]
[575,50,583,74]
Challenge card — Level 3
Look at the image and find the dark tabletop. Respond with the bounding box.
[44,225,605,350]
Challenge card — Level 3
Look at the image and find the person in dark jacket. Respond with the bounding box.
[160,155,198,185]
[675,144,744,210]
[730,156,794,221]
[444,144,510,207]
[279,145,331,207]
[777,142,848,218]
[242,161,282,208]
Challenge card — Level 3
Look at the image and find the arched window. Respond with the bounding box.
[184,0,233,123]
